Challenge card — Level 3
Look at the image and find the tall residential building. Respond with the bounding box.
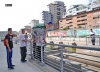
[48,1,66,23]
[47,1,66,30]
[30,20,39,28]
[41,11,52,24]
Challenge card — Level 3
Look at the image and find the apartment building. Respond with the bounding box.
[59,2,100,29]
[41,11,52,24]
[30,20,39,28]
[47,1,66,30]
[59,9,100,29]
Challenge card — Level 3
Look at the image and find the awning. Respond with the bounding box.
[32,23,45,28]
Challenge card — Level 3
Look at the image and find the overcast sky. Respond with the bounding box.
[0,0,89,31]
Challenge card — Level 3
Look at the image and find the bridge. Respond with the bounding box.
[0,41,100,72]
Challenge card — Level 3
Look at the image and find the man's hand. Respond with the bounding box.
[9,49,11,52]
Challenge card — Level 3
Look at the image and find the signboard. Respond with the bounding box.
[48,31,66,36]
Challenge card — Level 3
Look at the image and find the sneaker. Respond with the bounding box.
[12,65,15,67]
[8,67,14,69]
[21,60,27,62]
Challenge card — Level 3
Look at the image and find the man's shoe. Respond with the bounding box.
[21,60,27,62]
[12,65,15,67]
[8,67,14,69]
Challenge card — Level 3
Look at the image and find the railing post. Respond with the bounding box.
[59,42,64,72]
[30,42,33,59]
[99,37,100,46]
[41,44,44,66]
[86,37,87,45]
[60,46,64,72]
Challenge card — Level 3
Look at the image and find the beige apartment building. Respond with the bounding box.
[47,1,66,30]
[59,9,100,29]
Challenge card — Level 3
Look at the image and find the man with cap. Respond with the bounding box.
[44,22,52,42]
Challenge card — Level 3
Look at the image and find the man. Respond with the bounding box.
[35,22,52,61]
[5,28,15,69]
[19,29,27,62]
[44,22,52,42]
[90,29,95,45]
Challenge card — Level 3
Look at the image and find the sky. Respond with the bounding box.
[0,0,89,31]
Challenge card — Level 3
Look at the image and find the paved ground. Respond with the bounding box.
[0,42,43,72]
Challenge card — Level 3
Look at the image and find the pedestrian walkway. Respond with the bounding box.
[0,42,43,72]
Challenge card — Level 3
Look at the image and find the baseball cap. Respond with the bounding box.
[47,22,52,24]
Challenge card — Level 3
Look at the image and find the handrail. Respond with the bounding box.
[45,43,100,51]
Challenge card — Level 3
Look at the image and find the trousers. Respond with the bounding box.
[6,48,12,68]
[20,46,27,61]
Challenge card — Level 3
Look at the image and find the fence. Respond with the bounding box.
[29,42,100,72]
[86,36,100,46]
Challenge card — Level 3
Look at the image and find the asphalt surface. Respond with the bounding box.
[0,41,43,72]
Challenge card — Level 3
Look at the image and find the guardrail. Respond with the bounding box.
[46,37,86,42]
[29,42,100,72]
[86,36,100,46]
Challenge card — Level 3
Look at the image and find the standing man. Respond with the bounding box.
[5,28,15,69]
[19,29,27,62]
[90,29,95,45]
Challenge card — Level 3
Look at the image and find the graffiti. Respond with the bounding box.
[48,31,66,36]
[94,29,100,35]
[66,29,100,37]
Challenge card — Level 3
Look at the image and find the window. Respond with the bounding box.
[57,12,60,15]
[57,8,60,11]
[77,15,87,18]
[57,16,60,19]
[66,22,73,24]
[64,9,66,12]
[66,18,72,21]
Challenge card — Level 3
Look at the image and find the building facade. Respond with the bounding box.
[59,9,100,29]
[41,11,52,24]
[47,1,66,30]
[30,20,39,28]
[59,2,100,29]
[24,25,31,33]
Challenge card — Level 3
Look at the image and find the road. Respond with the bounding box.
[0,41,43,72]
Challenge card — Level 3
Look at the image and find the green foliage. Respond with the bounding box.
[61,26,69,30]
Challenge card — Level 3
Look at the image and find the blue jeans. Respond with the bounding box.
[6,48,12,68]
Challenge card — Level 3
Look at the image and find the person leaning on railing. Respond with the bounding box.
[35,22,53,61]
[44,22,53,42]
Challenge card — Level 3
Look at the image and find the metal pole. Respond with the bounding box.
[41,44,44,66]
[60,46,64,72]
[99,37,100,46]
[86,37,87,45]
[30,42,33,59]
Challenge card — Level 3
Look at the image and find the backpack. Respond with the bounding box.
[4,34,10,46]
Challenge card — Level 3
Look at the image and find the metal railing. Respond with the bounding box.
[29,42,100,72]
[86,36,100,46]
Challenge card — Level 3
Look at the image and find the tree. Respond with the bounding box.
[61,26,69,30]
[78,25,82,28]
